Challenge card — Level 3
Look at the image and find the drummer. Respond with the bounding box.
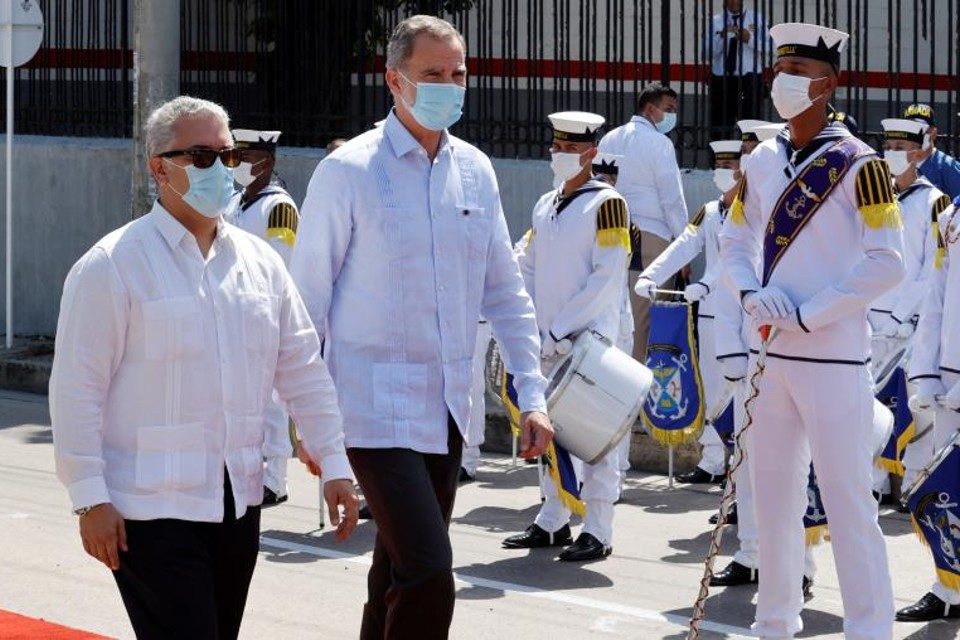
[502,111,630,562]
[634,138,743,486]
[903,195,960,622]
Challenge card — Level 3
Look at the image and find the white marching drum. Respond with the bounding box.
[545,330,654,464]
[872,398,895,460]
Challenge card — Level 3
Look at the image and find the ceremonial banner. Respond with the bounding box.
[906,444,960,591]
[642,301,705,446]
[876,368,916,476]
[501,372,585,516]
[805,465,830,546]
[711,399,735,448]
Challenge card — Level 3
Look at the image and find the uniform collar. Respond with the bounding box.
[384,108,451,159]
[150,200,229,251]
[776,121,850,167]
[897,176,934,202]
[631,114,656,130]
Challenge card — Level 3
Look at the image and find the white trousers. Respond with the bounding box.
[535,447,620,546]
[925,372,960,604]
[698,317,728,476]
[729,380,816,578]
[747,358,893,640]
[262,391,291,495]
[463,321,491,475]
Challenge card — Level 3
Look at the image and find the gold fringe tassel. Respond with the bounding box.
[936,246,946,270]
[860,203,903,230]
[645,423,705,447]
[805,524,830,547]
[597,227,631,250]
[266,227,296,248]
[875,457,906,477]
[546,442,586,517]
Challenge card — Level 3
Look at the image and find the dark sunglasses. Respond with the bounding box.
[157,147,242,169]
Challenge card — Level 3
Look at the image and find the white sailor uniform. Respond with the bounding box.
[226,185,300,497]
[517,178,630,546]
[639,199,728,475]
[909,199,960,607]
[720,122,903,638]
[870,179,948,493]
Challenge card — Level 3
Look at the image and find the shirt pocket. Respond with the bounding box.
[237,291,280,357]
[141,296,204,361]
[135,423,207,491]
[372,362,428,421]
[457,205,490,259]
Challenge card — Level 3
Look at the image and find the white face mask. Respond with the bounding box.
[884,150,912,176]
[233,159,266,188]
[770,72,826,120]
[713,168,737,193]
[550,150,586,186]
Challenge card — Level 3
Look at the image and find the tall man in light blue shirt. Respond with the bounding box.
[290,15,553,640]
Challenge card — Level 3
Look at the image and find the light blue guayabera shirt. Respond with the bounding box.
[290,110,548,454]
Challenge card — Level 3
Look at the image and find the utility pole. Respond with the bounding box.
[131,0,179,218]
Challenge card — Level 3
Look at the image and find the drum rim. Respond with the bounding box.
[901,435,960,505]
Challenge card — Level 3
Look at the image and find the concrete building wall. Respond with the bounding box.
[0,135,716,336]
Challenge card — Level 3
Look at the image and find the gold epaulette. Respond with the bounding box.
[596,196,630,250]
[855,160,902,230]
[686,204,707,232]
[730,177,747,226]
[933,194,952,269]
[266,201,300,248]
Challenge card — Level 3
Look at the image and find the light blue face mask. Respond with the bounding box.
[398,71,466,131]
[656,111,678,135]
[164,157,236,219]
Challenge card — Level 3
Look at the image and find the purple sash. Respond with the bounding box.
[762,137,863,286]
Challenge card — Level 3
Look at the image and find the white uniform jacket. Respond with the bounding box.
[639,198,727,319]
[720,123,906,363]
[226,185,300,266]
[517,179,630,344]
[870,178,948,323]
[290,111,548,453]
[50,202,350,522]
[911,202,960,381]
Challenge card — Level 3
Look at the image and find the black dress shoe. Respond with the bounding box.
[458,467,475,483]
[708,501,738,525]
[709,561,758,587]
[802,576,814,600]
[873,490,896,506]
[677,467,723,484]
[262,486,288,507]
[558,533,612,562]
[358,504,373,520]
[502,524,572,549]
[896,592,960,622]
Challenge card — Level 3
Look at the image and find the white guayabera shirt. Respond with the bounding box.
[50,201,351,522]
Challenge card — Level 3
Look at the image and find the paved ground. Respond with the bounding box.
[1,389,958,639]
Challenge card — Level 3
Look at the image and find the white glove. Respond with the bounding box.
[874,314,899,338]
[720,357,748,382]
[909,378,945,413]
[896,319,915,339]
[541,334,557,359]
[762,309,803,333]
[944,381,960,411]
[555,338,573,356]
[634,277,657,299]
[683,282,709,303]
[742,286,795,320]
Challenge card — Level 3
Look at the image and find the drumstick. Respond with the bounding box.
[688,326,777,639]
[900,396,955,507]
[652,287,686,297]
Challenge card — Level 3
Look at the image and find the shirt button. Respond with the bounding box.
[438,285,445,292]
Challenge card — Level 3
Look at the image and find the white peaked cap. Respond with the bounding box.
[770,23,849,66]
[881,118,927,136]
[737,119,773,135]
[232,129,282,144]
[755,123,786,142]
[709,140,743,155]
[548,111,605,141]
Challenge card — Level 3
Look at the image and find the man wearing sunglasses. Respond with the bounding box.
[226,128,301,507]
[50,96,358,639]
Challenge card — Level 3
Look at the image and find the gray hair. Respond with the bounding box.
[385,15,465,70]
[144,96,230,157]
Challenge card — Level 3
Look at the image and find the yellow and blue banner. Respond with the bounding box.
[642,301,705,446]
[906,444,960,591]
[711,400,735,448]
[804,465,830,546]
[875,368,916,476]
[500,372,585,517]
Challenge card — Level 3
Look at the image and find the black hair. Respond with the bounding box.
[637,84,678,113]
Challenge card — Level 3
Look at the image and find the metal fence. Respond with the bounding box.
[3,0,959,165]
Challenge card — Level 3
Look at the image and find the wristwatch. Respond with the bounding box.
[73,503,103,517]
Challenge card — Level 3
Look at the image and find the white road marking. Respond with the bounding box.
[260,535,755,639]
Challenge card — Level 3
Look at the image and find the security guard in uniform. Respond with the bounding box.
[502,112,630,561]
[226,129,300,506]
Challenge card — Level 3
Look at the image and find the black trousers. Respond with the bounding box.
[709,73,764,133]
[348,417,463,640]
[112,473,261,640]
